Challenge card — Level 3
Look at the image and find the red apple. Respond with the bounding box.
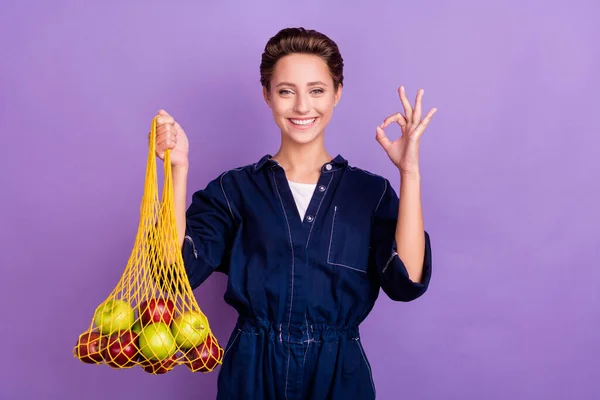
[141,354,178,374]
[74,331,103,364]
[139,298,175,325]
[183,335,224,372]
[102,330,139,368]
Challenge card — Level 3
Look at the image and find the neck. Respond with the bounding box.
[272,136,333,183]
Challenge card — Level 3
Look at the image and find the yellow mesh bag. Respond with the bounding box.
[73,116,223,375]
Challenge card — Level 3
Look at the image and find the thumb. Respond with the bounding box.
[375,125,392,150]
[158,109,171,117]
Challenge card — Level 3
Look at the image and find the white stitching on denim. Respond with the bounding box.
[302,316,312,368]
[375,178,387,212]
[327,206,367,274]
[348,165,384,179]
[272,169,295,400]
[184,235,198,258]
[349,165,388,213]
[302,338,312,369]
[223,328,241,357]
[220,170,241,228]
[382,251,398,274]
[306,172,333,248]
[355,338,376,397]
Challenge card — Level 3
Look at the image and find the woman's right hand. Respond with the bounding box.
[152,109,190,168]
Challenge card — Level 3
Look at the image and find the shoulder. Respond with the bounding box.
[217,163,254,182]
[199,164,252,205]
[337,161,397,211]
[345,163,390,192]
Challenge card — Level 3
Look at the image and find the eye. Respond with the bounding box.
[311,88,325,95]
[279,89,294,96]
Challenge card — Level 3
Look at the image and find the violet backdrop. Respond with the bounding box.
[1,0,599,399]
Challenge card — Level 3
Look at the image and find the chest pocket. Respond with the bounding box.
[327,206,369,273]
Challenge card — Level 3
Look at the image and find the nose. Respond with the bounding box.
[293,93,310,114]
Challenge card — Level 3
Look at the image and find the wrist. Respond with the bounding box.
[399,169,420,181]
[172,162,189,175]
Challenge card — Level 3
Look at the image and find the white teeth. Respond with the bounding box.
[290,118,316,126]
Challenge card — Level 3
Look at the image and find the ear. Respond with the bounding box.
[263,86,272,108]
[334,84,343,107]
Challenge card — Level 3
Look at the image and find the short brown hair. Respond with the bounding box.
[260,27,344,91]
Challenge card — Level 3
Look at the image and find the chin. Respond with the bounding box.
[284,128,322,145]
[288,134,321,145]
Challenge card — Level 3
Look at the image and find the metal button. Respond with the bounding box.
[306,215,314,222]
[318,185,326,192]
[325,164,332,171]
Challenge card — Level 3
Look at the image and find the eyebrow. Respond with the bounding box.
[276,81,328,88]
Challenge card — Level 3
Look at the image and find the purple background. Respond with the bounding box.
[2,1,599,399]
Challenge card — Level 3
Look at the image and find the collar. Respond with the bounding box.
[253,154,348,173]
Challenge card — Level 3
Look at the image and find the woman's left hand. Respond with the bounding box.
[376,86,437,175]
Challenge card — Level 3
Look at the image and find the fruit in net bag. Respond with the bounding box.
[183,335,224,372]
[171,311,210,348]
[72,116,223,374]
[139,322,177,361]
[74,331,103,364]
[140,298,175,325]
[93,300,136,335]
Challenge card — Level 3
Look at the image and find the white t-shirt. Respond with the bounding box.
[288,180,316,221]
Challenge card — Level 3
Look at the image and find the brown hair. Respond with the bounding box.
[260,27,344,91]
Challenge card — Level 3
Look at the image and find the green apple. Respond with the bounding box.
[171,311,209,349]
[139,322,177,361]
[132,321,142,336]
[93,299,135,335]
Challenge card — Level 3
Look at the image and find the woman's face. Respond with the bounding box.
[263,53,342,146]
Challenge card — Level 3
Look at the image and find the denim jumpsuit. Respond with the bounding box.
[181,154,432,400]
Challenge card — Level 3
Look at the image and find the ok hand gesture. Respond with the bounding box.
[376,86,437,175]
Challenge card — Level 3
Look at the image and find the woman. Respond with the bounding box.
[153,27,436,400]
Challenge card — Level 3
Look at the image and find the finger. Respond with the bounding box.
[398,86,413,122]
[156,115,175,126]
[156,123,177,138]
[413,108,437,137]
[381,112,407,130]
[150,130,172,142]
[413,89,424,122]
[156,134,177,151]
[375,126,393,149]
[173,121,182,135]
[156,127,177,142]
[156,127,178,149]
[158,109,171,117]
[421,107,437,127]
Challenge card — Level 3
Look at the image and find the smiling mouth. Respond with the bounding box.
[289,117,317,127]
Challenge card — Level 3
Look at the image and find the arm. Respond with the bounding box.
[395,170,425,283]
[153,167,238,292]
[151,110,237,290]
[370,177,432,302]
[180,172,239,290]
[373,85,437,301]
[173,163,189,249]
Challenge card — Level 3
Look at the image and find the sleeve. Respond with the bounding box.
[180,172,239,290]
[369,178,432,302]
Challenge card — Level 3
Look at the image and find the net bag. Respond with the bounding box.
[73,116,223,374]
